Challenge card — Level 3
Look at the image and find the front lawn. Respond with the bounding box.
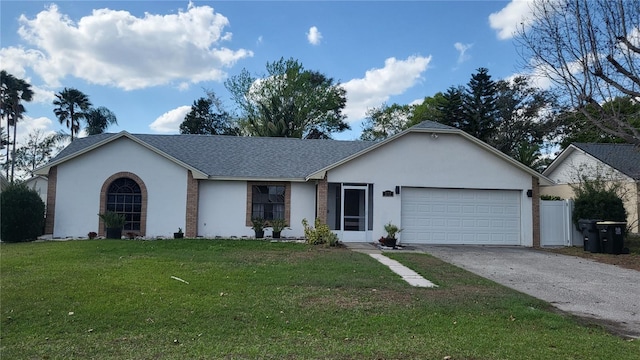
[1,239,637,359]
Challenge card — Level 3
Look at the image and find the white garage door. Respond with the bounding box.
[401,188,521,245]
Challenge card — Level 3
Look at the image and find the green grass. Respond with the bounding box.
[1,239,638,359]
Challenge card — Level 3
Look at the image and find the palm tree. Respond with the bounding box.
[84,106,118,135]
[53,88,92,141]
[1,70,34,182]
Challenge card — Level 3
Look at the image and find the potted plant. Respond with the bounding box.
[380,222,402,248]
[174,227,184,239]
[269,218,288,239]
[251,217,266,238]
[98,211,126,239]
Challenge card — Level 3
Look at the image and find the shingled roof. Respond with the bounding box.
[572,143,640,180]
[50,132,375,180]
[42,119,552,183]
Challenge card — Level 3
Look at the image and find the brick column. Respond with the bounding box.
[44,166,57,235]
[185,170,199,238]
[532,176,540,248]
[316,177,328,223]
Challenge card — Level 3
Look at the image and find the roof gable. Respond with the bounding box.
[308,121,553,184]
[545,143,640,181]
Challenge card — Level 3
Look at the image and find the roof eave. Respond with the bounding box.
[34,131,209,179]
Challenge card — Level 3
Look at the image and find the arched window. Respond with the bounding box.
[106,177,142,231]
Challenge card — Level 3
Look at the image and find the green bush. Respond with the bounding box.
[302,218,339,247]
[571,176,626,227]
[1,183,46,242]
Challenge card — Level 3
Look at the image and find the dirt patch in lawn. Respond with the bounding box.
[542,234,640,272]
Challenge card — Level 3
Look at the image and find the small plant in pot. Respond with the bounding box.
[251,217,266,238]
[269,218,288,239]
[380,222,401,248]
[174,227,184,239]
[98,211,126,239]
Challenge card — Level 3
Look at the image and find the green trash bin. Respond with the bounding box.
[596,221,626,255]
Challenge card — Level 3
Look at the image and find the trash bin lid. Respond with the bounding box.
[595,221,627,225]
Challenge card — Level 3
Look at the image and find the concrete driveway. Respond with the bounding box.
[418,245,640,338]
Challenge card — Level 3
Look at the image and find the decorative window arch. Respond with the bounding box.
[100,172,148,236]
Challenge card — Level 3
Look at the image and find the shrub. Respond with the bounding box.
[571,175,626,227]
[1,183,45,242]
[302,218,339,247]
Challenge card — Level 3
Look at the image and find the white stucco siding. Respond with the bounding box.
[198,181,250,237]
[25,176,48,204]
[326,132,534,245]
[198,181,315,238]
[288,182,317,237]
[53,137,188,238]
[545,150,630,184]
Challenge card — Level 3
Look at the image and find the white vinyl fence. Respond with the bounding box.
[540,199,583,247]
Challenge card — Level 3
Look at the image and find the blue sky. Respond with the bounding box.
[1,0,536,142]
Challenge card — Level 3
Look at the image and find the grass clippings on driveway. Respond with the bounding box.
[1,239,638,359]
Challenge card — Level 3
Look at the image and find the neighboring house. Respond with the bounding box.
[541,143,640,233]
[34,121,552,246]
[23,175,48,204]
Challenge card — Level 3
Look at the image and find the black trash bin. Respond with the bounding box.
[596,221,626,255]
[578,219,602,253]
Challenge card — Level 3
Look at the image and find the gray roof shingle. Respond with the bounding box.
[573,143,640,180]
[409,120,456,131]
[52,133,375,179]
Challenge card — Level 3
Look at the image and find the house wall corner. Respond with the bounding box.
[44,166,57,235]
[186,170,199,238]
[316,177,328,224]
[532,176,541,248]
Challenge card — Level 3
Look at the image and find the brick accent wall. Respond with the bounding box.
[532,176,541,248]
[316,177,328,223]
[99,172,148,237]
[185,170,199,238]
[44,166,57,234]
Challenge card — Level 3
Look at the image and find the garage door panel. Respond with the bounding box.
[401,188,521,245]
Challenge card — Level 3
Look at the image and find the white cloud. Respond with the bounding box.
[342,55,432,122]
[454,42,473,64]
[13,116,56,146]
[489,0,534,40]
[306,26,322,45]
[149,106,191,133]
[7,3,252,90]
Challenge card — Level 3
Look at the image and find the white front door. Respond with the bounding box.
[340,185,368,242]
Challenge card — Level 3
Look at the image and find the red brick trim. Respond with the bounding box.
[316,177,328,223]
[44,166,57,234]
[246,182,291,226]
[99,172,148,237]
[532,176,541,248]
[185,170,199,237]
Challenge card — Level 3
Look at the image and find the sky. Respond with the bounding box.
[0,0,538,144]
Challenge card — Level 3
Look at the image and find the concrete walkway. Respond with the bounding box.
[346,243,437,288]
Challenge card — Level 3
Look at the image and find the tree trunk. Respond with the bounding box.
[10,110,17,183]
